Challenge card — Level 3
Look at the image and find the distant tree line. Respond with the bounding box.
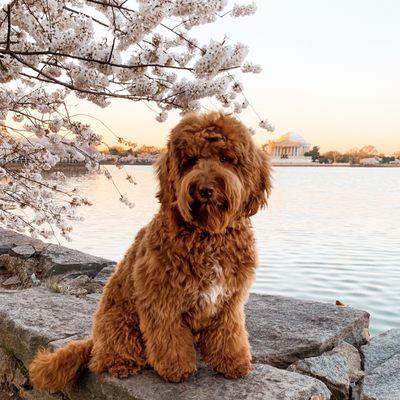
[103,145,163,158]
[304,145,400,164]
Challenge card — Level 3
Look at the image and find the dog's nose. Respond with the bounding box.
[198,184,214,199]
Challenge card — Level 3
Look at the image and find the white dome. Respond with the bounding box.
[276,132,308,144]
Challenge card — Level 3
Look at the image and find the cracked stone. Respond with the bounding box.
[92,264,116,286]
[247,294,369,367]
[361,329,400,374]
[0,228,114,283]
[288,342,363,400]
[332,342,364,382]
[67,363,331,400]
[1,276,21,287]
[361,354,400,400]
[40,244,114,277]
[11,245,35,258]
[0,287,373,400]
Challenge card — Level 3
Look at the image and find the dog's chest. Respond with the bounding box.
[196,261,226,308]
[186,258,231,324]
[180,230,253,327]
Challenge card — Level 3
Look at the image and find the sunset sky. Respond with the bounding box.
[76,0,400,154]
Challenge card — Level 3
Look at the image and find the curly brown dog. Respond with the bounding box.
[29,112,271,390]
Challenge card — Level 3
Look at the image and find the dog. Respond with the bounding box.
[29,112,272,390]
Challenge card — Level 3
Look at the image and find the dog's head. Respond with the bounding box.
[156,112,272,233]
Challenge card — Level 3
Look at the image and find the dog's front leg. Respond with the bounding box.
[200,299,252,379]
[139,311,197,382]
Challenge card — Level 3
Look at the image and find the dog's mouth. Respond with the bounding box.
[190,198,229,213]
[182,196,231,233]
[176,166,244,233]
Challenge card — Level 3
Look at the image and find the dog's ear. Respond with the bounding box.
[155,150,173,206]
[244,148,272,216]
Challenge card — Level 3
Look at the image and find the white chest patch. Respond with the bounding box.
[200,283,225,307]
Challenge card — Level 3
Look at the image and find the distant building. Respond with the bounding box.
[266,132,312,163]
[360,157,381,165]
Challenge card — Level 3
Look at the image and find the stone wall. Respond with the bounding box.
[0,228,398,400]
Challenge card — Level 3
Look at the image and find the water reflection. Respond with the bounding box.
[55,166,400,334]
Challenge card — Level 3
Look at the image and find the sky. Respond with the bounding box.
[75,0,400,154]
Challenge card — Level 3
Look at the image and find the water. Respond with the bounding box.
[57,166,400,334]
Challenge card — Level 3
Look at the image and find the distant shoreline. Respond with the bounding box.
[270,163,400,168]
[4,162,400,170]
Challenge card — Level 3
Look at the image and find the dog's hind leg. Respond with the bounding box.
[89,307,146,379]
[89,300,146,379]
[89,247,147,379]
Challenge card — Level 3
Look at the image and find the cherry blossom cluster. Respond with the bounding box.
[0,0,269,239]
[231,2,257,17]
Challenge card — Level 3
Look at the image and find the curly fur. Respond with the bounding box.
[29,112,272,389]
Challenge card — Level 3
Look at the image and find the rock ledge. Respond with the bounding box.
[0,229,386,400]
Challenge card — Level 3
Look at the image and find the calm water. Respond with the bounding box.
[57,166,400,334]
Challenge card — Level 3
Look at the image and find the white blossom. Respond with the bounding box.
[231,2,258,18]
[233,101,242,113]
[155,111,168,122]
[0,0,267,239]
[232,81,244,93]
[120,195,135,209]
[194,40,233,78]
[242,62,262,73]
[259,119,275,132]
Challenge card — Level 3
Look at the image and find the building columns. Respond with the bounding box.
[270,145,308,158]
[269,143,310,159]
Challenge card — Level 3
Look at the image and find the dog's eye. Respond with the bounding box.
[219,156,238,165]
[220,155,237,164]
[181,156,197,172]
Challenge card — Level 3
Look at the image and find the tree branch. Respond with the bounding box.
[5,5,11,51]
[0,48,194,71]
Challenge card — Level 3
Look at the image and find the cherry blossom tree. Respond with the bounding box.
[0,0,272,240]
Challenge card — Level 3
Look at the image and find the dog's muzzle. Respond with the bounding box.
[177,161,243,233]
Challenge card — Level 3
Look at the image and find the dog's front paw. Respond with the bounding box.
[206,355,252,379]
[107,359,141,379]
[156,362,197,383]
[218,359,252,379]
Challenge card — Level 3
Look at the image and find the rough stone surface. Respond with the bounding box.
[5,370,331,400]
[360,329,400,400]
[288,342,363,399]
[0,289,95,364]
[40,244,114,277]
[0,255,39,287]
[0,228,114,279]
[0,229,376,399]
[0,289,369,369]
[11,245,36,258]
[64,363,331,400]
[0,288,337,399]
[92,264,116,286]
[0,229,43,256]
[1,276,21,287]
[289,353,348,399]
[247,294,369,367]
[361,328,400,373]
[332,342,363,382]
[361,354,400,400]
